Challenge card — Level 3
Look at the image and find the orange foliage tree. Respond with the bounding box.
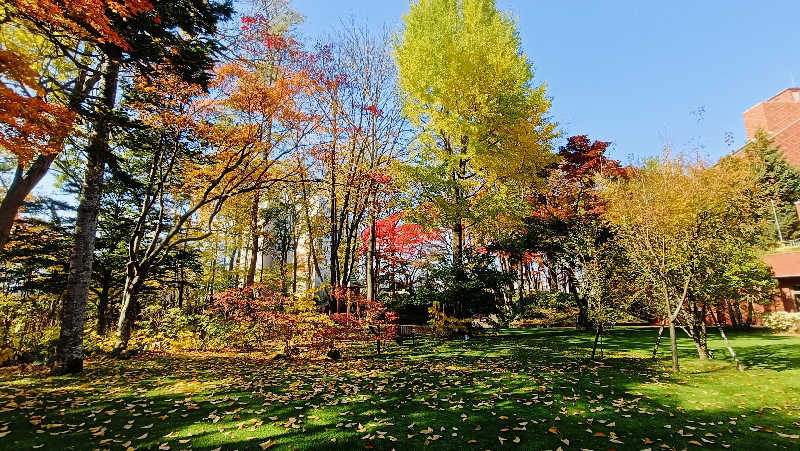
[0,0,155,249]
[114,21,318,350]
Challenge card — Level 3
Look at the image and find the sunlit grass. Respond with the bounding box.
[1,328,799,450]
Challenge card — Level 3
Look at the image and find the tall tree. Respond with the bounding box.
[531,136,625,329]
[744,131,800,243]
[394,0,556,273]
[113,29,314,349]
[52,0,232,374]
[308,21,407,290]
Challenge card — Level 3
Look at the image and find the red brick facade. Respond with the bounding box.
[744,88,800,168]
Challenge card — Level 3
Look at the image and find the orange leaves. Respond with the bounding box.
[1,0,155,163]
[0,50,75,164]
[9,0,153,50]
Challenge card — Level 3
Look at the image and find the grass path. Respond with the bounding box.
[1,328,799,450]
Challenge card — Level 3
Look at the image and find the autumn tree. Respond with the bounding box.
[307,21,408,292]
[0,0,156,249]
[394,0,556,275]
[112,42,314,350]
[503,136,626,328]
[233,6,313,288]
[359,213,442,296]
[48,0,232,374]
[603,154,769,371]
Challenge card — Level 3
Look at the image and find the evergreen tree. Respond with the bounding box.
[745,131,800,243]
[52,0,233,375]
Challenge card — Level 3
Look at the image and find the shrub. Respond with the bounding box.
[0,293,60,365]
[762,311,800,333]
[428,302,472,338]
[510,292,579,327]
[414,249,513,317]
[207,284,398,357]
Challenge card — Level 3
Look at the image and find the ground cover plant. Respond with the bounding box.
[1,328,799,450]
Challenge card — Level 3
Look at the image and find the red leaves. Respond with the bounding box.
[209,284,399,352]
[1,0,158,163]
[361,104,383,117]
[533,135,625,221]
[368,171,393,185]
[11,0,154,51]
[359,213,441,268]
[558,135,617,181]
[0,50,76,164]
[238,14,297,55]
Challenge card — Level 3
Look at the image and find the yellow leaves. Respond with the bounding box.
[258,440,276,449]
[548,426,559,434]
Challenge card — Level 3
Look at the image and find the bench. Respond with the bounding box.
[395,324,417,345]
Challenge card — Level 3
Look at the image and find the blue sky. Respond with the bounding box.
[291,0,800,163]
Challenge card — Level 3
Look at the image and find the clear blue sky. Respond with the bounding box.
[290,0,800,163]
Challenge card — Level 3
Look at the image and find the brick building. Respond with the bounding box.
[744,88,800,168]
[743,88,800,317]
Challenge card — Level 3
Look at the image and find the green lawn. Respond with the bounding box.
[1,328,799,450]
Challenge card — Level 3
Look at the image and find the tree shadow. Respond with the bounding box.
[1,329,799,450]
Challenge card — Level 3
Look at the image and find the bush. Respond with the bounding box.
[509,292,579,327]
[207,284,398,357]
[762,311,800,333]
[0,293,60,365]
[428,302,472,338]
[414,249,514,317]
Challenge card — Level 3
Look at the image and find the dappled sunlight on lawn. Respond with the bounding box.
[1,328,799,450]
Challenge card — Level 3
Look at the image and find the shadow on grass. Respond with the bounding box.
[1,328,799,450]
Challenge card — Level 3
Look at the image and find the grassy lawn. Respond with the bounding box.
[1,328,799,450]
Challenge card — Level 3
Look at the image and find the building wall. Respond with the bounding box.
[711,277,800,326]
[743,87,800,170]
[773,276,800,313]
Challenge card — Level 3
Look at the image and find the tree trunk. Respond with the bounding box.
[689,303,710,359]
[366,212,376,301]
[115,272,143,350]
[0,68,97,251]
[709,310,744,371]
[567,269,590,330]
[0,154,58,250]
[291,234,299,295]
[452,219,464,269]
[96,278,110,335]
[668,317,679,372]
[246,191,260,286]
[652,321,665,359]
[51,61,119,376]
[591,325,603,359]
[724,300,736,327]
